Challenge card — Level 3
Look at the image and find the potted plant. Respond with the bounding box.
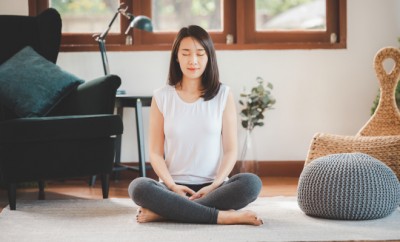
[238,77,276,173]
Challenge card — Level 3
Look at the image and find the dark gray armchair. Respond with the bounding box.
[0,8,123,210]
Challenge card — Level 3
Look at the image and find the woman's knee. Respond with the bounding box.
[232,173,262,199]
[128,177,155,200]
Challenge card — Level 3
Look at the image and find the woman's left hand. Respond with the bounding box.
[189,185,216,200]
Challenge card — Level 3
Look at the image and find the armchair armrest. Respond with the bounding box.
[0,114,123,143]
[49,74,121,116]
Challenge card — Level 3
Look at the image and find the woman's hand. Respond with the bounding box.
[170,184,196,198]
[189,184,216,200]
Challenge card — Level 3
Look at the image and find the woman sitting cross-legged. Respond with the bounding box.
[128,25,263,226]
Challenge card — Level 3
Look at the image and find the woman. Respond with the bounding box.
[128,25,263,226]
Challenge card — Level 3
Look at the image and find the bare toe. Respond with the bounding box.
[218,210,263,226]
[136,207,164,223]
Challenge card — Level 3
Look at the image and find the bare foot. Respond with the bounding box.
[217,210,263,226]
[136,207,165,223]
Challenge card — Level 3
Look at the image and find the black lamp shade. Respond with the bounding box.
[131,16,153,32]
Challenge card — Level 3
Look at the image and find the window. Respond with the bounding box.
[238,0,346,49]
[29,0,346,51]
[152,0,223,31]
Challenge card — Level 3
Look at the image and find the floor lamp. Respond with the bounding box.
[93,3,153,95]
[89,4,152,186]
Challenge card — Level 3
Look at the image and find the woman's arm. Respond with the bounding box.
[212,90,238,187]
[149,98,195,197]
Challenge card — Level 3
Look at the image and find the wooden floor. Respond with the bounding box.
[0,176,298,212]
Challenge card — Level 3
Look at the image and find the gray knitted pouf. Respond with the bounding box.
[297,153,400,220]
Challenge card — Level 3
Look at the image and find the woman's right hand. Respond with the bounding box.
[170,184,195,198]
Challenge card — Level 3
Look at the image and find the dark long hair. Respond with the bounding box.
[168,25,220,101]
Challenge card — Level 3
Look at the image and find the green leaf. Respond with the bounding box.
[241,120,248,128]
[257,113,264,119]
[241,110,249,116]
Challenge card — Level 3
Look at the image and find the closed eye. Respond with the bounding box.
[197,50,206,56]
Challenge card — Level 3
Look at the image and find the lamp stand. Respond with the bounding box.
[94,4,128,95]
[94,3,152,96]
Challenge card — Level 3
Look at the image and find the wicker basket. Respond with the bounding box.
[305,47,400,180]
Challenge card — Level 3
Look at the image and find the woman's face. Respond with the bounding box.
[177,37,208,81]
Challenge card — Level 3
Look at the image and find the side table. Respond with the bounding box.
[114,95,152,178]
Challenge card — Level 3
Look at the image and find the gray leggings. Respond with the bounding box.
[128,173,262,224]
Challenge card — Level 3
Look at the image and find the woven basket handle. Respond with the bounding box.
[357,47,400,136]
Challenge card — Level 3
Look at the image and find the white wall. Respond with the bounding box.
[0,0,28,15]
[1,0,399,162]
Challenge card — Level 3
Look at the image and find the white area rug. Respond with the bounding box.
[0,197,399,242]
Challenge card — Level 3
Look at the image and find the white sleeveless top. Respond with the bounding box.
[153,84,230,184]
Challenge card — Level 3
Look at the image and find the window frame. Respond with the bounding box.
[29,0,346,51]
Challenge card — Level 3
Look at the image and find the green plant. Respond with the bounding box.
[239,77,276,131]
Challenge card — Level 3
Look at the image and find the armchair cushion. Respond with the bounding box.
[0,114,123,143]
[0,46,83,118]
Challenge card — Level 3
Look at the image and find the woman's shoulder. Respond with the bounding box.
[219,83,230,93]
[212,83,231,109]
[153,85,175,111]
[153,84,175,97]
[217,83,230,97]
